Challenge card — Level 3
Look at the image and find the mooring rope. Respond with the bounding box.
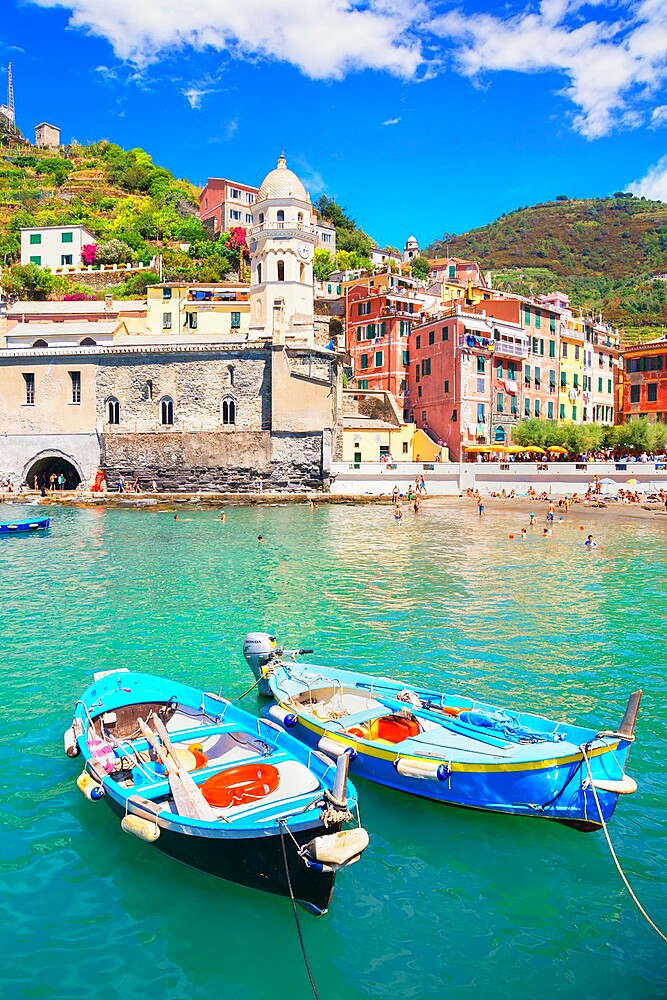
[279,822,321,1000]
[581,744,667,944]
[234,674,264,701]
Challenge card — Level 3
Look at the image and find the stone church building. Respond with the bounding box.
[0,157,342,491]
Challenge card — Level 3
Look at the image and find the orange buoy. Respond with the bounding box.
[201,763,280,808]
[509,534,514,539]
[187,744,208,769]
[580,525,585,530]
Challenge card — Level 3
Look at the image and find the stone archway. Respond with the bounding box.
[23,451,83,491]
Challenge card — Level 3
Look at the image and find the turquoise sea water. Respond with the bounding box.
[0,500,665,1000]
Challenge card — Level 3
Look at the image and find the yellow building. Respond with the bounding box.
[342,389,445,463]
[145,282,250,341]
[558,316,586,422]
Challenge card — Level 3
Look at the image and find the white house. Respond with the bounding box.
[20,225,98,270]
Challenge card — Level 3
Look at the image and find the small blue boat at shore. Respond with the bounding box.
[66,669,368,914]
[244,633,642,832]
[0,516,50,534]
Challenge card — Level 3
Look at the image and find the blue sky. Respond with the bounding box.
[3,0,667,251]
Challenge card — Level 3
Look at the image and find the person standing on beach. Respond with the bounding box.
[477,497,485,517]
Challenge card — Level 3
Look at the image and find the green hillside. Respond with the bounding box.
[426,195,667,343]
[0,141,247,297]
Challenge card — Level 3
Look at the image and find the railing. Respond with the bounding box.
[249,221,317,237]
[494,341,529,358]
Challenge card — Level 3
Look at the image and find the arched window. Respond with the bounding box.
[160,396,174,426]
[258,212,264,224]
[32,339,48,348]
[107,397,120,425]
[277,210,285,223]
[257,262,262,284]
[494,426,506,442]
[80,337,97,346]
[300,263,305,283]
[277,259,285,282]
[221,397,236,426]
[227,365,235,387]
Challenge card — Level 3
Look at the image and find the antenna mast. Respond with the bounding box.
[5,63,14,123]
[7,63,14,122]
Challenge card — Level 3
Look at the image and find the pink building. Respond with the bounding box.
[408,305,528,459]
[199,178,257,235]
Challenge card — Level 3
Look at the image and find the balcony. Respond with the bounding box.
[250,221,317,238]
[493,339,529,358]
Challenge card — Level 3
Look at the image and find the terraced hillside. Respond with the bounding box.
[426,196,667,343]
[0,142,245,291]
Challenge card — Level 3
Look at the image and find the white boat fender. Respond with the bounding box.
[121,815,160,842]
[267,704,298,728]
[63,725,80,758]
[395,758,450,781]
[302,828,370,870]
[76,771,104,801]
[591,775,637,795]
[317,736,358,760]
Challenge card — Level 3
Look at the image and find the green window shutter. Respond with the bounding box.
[30,255,41,265]
[29,233,41,245]
[61,232,73,243]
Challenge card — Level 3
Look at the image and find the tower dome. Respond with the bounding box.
[257,155,308,203]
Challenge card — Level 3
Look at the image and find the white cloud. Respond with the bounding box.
[432,0,667,138]
[25,0,667,138]
[183,86,213,109]
[629,156,667,202]
[382,116,401,125]
[28,0,428,79]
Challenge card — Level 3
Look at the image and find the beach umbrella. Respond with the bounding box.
[525,446,547,454]
[504,445,527,454]
[626,478,639,485]
[547,446,568,454]
[600,477,617,484]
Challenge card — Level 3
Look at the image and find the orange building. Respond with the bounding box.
[620,339,667,423]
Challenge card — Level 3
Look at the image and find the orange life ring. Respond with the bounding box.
[201,763,280,808]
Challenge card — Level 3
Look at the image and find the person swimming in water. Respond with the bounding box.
[529,513,536,526]
[393,503,403,522]
[543,527,552,537]
[520,528,527,540]
[584,534,598,548]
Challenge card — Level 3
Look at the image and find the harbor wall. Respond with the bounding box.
[330,461,667,496]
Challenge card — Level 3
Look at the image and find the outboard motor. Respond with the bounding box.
[243,632,279,697]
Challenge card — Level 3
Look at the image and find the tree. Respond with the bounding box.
[0,263,64,300]
[95,239,134,264]
[410,255,431,280]
[313,248,334,281]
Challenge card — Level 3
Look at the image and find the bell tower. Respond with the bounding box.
[248,155,316,345]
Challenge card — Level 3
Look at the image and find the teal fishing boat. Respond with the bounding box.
[244,633,641,832]
[66,669,369,914]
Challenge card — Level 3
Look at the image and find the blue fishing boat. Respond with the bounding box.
[243,633,641,832]
[0,516,50,533]
[65,670,369,914]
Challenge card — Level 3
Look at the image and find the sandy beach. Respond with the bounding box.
[3,489,664,524]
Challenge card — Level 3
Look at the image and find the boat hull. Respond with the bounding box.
[103,792,338,914]
[277,713,630,830]
[0,517,50,534]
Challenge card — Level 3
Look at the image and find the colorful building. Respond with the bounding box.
[620,339,667,422]
[145,283,250,341]
[407,305,527,459]
[346,277,427,412]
